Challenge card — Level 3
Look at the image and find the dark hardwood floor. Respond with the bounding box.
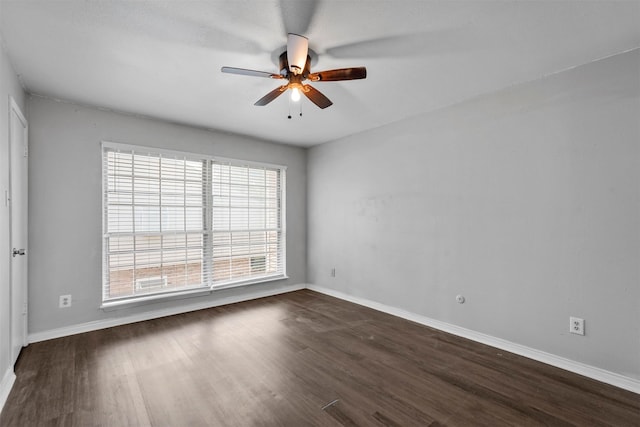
[1,290,638,426]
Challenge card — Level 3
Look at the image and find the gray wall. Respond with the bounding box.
[27,97,306,334]
[308,50,640,379]
[0,39,26,392]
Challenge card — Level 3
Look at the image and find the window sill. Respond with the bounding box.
[101,287,212,311]
[211,274,289,292]
[100,274,288,311]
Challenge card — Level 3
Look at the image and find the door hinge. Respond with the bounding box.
[4,190,9,207]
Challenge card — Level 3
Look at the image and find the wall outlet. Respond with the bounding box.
[59,294,72,308]
[570,316,584,335]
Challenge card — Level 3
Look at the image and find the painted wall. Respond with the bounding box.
[308,50,640,380]
[26,97,306,335]
[0,38,26,401]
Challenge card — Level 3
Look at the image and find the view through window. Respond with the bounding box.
[102,142,285,303]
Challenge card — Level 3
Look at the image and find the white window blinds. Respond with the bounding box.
[102,142,286,303]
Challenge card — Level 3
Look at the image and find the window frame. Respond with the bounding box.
[101,141,287,308]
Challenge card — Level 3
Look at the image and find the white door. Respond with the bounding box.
[9,97,28,365]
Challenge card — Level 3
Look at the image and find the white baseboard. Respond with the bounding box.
[0,368,16,415]
[24,282,640,395]
[307,284,640,395]
[28,283,306,344]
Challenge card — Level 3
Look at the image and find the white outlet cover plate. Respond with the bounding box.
[570,316,584,335]
[59,295,72,308]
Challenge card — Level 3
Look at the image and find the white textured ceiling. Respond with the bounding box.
[1,1,639,147]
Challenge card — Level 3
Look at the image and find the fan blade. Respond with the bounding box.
[325,30,475,59]
[307,67,367,82]
[80,2,263,54]
[280,0,318,35]
[302,85,333,109]
[255,85,289,106]
[221,67,284,79]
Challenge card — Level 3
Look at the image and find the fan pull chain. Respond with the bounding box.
[287,96,303,119]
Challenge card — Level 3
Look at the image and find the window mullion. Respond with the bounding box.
[182,158,187,287]
[228,164,232,280]
[159,154,164,287]
[246,167,250,278]
[131,151,137,289]
[263,168,267,270]
[279,168,285,276]
[202,160,213,287]
[103,150,110,301]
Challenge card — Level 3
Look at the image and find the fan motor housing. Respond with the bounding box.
[279,52,311,78]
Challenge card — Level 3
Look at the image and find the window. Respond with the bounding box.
[102,142,286,304]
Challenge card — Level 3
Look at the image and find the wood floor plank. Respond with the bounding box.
[1,289,638,426]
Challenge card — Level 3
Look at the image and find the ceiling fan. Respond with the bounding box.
[221,33,367,109]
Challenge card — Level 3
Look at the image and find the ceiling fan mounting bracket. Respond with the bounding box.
[278,52,311,78]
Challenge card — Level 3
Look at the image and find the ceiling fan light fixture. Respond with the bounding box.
[287,33,308,75]
[291,87,301,102]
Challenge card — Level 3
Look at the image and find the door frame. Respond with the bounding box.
[8,95,28,363]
